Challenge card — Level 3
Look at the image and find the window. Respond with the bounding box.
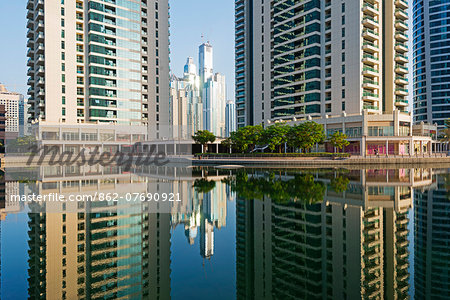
[62,108,66,116]
[342,102,346,111]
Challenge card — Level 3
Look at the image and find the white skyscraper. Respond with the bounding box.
[199,42,213,84]
[169,57,202,139]
[0,84,25,139]
[203,73,226,137]
[26,0,170,140]
[225,100,236,137]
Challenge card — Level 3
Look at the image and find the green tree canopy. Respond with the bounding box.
[261,123,290,152]
[192,130,215,153]
[329,131,350,152]
[193,178,216,194]
[229,125,263,153]
[287,121,325,152]
[443,118,450,142]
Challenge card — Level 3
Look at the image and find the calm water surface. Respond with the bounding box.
[0,165,448,299]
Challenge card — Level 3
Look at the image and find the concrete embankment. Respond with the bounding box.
[192,156,450,167]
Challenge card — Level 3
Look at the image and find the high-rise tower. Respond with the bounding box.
[413,1,450,130]
[26,0,170,139]
[199,42,213,84]
[235,0,410,126]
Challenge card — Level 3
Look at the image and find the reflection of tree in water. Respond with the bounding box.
[330,176,350,193]
[193,178,216,194]
[227,171,326,204]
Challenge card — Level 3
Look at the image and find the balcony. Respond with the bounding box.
[395,20,408,31]
[27,39,34,48]
[363,42,379,53]
[27,58,34,67]
[364,104,379,110]
[363,3,379,15]
[27,9,34,20]
[27,78,35,85]
[363,66,379,77]
[395,65,408,74]
[36,21,44,30]
[34,9,44,21]
[395,77,408,85]
[362,54,379,65]
[395,99,408,106]
[36,55,44,65]
[36,89,45,97]
[36,43,44,53]
[36,32,44,42]
[362,79,379,89]
[395,88,409,96]
[27,18,34,29]
[27,68,34,76]
[395,0,408,9]
[362,17,379,29]
[27,28,34,39]
[363,91,379,101]
[35,0,44,9]
[26,0,33,9]
[363,29,379,40]
[395,43,408,53]
[36,66,44,75]
[395,54,408,63]
[27,48,34,58]
[395,9,408,20]
[37,78,45,86]
[395,31,408,42]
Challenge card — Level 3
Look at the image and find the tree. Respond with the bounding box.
[330,176,350,193]
[288,121,325,152]
[443,118,450,142]
[329,131,350,153]
[221,137,233,153]
[192,130,216,153]
[230,125,263,153]
[261,123,290,152]
[193,178,216,194]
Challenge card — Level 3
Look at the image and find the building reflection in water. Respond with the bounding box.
[232,168,440,300]
[23,164,232,299]
[5,164,446,299]
[414,170,449,300]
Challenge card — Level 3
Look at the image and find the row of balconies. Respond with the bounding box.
[394,0,408,111]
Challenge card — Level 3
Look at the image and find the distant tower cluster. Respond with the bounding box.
[170,42,236,138]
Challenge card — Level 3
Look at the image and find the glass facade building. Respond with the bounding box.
[26,0,170,138]
[413,0,450,129]
[235,0,410,126]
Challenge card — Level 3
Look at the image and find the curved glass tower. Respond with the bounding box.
[413,0,450,129]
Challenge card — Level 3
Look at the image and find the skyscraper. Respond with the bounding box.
[413,1,450,130]
[235,0,409,126]
[169,57,202,139]
[26,0,170,139]
[203,73,226,137]
[225,100,236,137]
[199,42,213,84]
[0,84,25,139]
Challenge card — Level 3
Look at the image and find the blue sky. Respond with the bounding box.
[0,0,235,100]
[0,1,28,95]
